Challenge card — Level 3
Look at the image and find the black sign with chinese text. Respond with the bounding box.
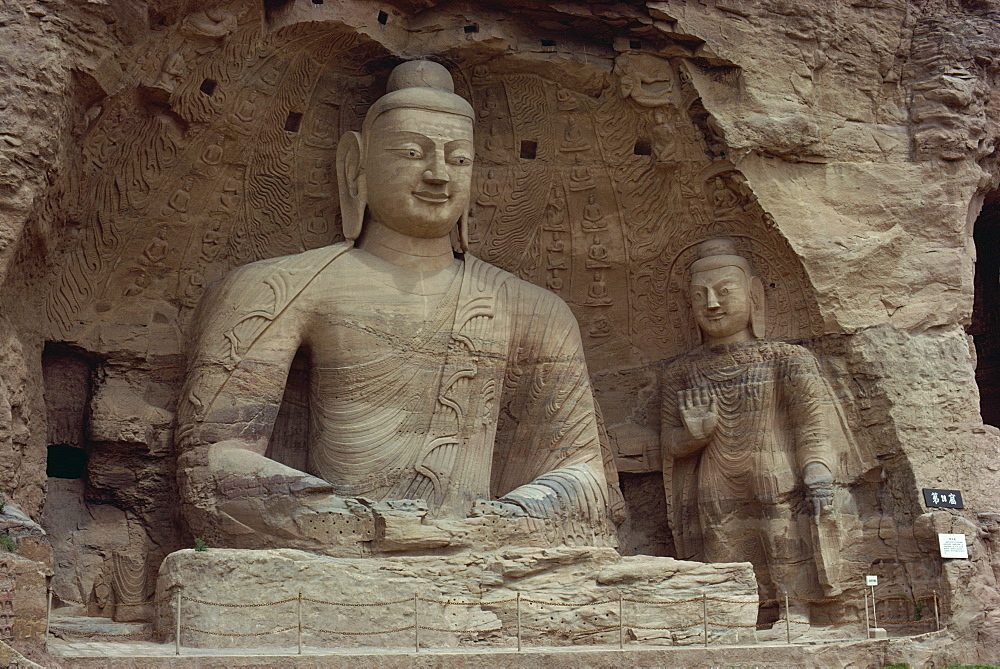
[922,488,963,509]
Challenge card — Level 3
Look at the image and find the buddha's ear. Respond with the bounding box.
[336,131,366,243]
[749,275,766,339]
[455,209,470,253]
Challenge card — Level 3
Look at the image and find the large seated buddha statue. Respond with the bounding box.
[174,61,617,554]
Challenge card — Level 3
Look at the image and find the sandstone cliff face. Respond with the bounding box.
[0,0,998,660]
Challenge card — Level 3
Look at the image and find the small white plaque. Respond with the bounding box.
[938,533,969,559]
[865,575,878,586]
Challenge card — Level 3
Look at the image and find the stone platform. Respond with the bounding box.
[154,547,758,649]
[42,631,962,668]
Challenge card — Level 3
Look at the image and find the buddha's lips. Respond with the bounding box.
[413,191,450,203]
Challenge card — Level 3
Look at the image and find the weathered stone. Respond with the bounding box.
[155,548,757,649]
[0,0,996,662]
[0,551,49,642]
[175,59,620,554]
[653,239,876,624]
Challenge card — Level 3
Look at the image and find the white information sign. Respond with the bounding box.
[865,575,878,586]
[938,533,969,559]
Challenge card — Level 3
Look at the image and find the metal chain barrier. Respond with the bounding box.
[706,619,779,628]
[418,625,513,633]
[622,595,703,604]
[521,623,618,633]
[304,624,416,635]
[875,596,936,603]
[48,627,172,639]
[787,595,853,603]
[520,597,616,606]
[629,622,701,631]
[181,625,298,637]
[52,595,172,607]
[301,595,412,607]
[418,596,518,605]
[181,595,297,608]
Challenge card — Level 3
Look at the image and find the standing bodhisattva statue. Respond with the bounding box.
[661,238,856,622]
[175,61,616,553]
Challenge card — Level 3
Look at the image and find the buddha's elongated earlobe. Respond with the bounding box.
[458,208,470,253]
[749,275,766,339]
[336,131,366,243]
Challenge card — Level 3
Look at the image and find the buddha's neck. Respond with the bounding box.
[703,328,755,348]
[357,219,456,271]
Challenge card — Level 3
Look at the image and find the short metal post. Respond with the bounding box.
[864,589,870,639]
[870,585,878,633]
[45,588,52,637]
[413,593,419,653]
[516,592,522,652]
[174,591,181,656]
[702,594,708,647]
[297,592,302,655]
[785,595,791,644]
[933,590,940,631]
[618,592,624,650]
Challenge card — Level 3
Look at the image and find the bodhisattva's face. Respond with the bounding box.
[690,265,753,344]
[364,107,474,239]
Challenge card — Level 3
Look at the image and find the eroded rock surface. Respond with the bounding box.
[0,0,997,662]
[155,547,757,649]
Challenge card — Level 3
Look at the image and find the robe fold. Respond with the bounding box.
[177,242,614,547]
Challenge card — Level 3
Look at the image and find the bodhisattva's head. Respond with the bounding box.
[688,238,765,346]
[336,60,474,251]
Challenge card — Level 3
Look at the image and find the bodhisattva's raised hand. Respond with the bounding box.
[678,387,718,441]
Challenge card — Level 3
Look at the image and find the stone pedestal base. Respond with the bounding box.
[155,547,757,649]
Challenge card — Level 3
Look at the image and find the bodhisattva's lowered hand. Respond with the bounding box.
[803,462,835,516]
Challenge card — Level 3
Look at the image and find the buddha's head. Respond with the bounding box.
[688,238,765,346]
[337,60,475,250]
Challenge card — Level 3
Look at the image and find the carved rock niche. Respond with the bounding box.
[39,0,862,613]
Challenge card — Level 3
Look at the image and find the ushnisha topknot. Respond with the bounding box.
[386,60,455,93]
[362,60,475,139]
[690,237,753,276]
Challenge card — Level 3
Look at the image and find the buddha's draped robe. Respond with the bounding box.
[177,243,613,547]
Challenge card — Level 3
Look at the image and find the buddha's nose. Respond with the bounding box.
[705,289,721,309]
[423,151,450,185]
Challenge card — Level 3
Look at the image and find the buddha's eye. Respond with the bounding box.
[399,147,423,159]
[719,287,729,296]
[692,293,705,303]
[449,155,472,166]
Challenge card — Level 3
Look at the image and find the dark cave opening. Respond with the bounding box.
[971,199,1000,426]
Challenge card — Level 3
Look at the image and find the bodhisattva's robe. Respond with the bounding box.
[661,340,864,598]
[176,242,614,549]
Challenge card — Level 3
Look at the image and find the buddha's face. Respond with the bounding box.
[364,107,474,239]
[690,265,753,344]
